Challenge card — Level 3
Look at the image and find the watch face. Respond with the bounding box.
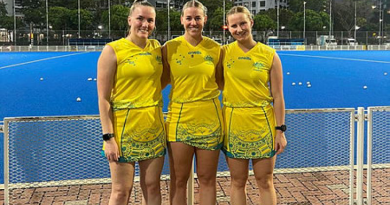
[276,125,287,132]
[103,133,114,141]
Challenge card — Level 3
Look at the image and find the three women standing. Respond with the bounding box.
[98,1,287,205]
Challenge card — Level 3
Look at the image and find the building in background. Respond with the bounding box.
[233,0,289,15]
[1,0,23,17]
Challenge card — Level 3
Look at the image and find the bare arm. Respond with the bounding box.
[270,53,287,154]
[161,45,171,89]
[215,46,224,90]
[97,45,118,161]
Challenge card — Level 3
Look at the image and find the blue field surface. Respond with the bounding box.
[0,50,389,184]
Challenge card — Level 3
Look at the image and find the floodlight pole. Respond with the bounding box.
[168,0,170,40]
[13,0,16,45]
[354,1,357,40]
[108,0,111,39]
[303,1,306,40]
[46,0,49,46]
[277,0,280,38]
[78,0,81,38]
[329,0,332,38]
[223,0,226,44]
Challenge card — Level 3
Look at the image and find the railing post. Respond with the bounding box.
[366,107,373,205]
[356,107,365,205]
[187,157,194,205]
[349,111,355,205]
[3,120,9,205]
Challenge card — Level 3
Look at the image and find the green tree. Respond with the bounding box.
[69,9,94,30]
[253,14,276,31]
[22,0,45,28]
[48,7,71,30]
[262,8,294,31]
[289,9,329,31]
[101,4,129,31]
[288,0,327,13]
[0,2,13,29]
[209,7,224,31]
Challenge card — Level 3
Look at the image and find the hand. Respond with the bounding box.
[104,138,120,161]
[274,131,287,155]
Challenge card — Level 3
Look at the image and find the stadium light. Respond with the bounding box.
[277,0,280,38]
[46,0,49,46]
[304,1,306,40]
[168,0,170,40]
[329,0,332,39]
[13,0,16,45]
[223,0,226,44]
[108,0,111,39]
[379,0,383,44]
[78,0,80,38]
[354,0,357,40]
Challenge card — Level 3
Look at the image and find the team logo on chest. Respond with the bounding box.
[125,58,137,66]
[253,62,265,71]
[156,55,162,65]
[204,55,214,65]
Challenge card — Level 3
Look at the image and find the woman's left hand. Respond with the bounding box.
[275,132,287,155]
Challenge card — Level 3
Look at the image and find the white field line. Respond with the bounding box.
[0,52,89,70]
[279,53,390,64]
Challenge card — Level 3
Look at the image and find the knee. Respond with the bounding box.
[143,178,161,194]
[255,174,274,190]
[111,186,131,200]
[197,172,217,187]
[231,175,248,189]
[171,174,189,188]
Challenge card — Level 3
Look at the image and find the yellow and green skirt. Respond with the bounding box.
[166,98,223,150]
[222,104,276,159]
[102,105,166,162]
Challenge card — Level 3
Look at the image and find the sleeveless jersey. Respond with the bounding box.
[165,36,220,103]
[223,41,276,108]
[107,38,163,110]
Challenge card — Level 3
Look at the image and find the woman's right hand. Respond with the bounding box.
[104,139,120,161]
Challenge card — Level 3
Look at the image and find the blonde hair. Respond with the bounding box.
[129,0,155,16]
[181,0,207,16]
[226,6,253,24]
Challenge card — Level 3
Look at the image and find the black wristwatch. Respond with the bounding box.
[275,125,287,132]
[102,133,115,141]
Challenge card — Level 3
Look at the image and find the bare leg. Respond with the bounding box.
[139,156,165,205]
[168,142,195,205]
[108,161,135,205]
[195,148,220,205]
[252,156,277,205]
[226,157,249,205]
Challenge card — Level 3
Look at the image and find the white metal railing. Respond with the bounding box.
[366,106,390,205]
[0,45,104,52]
[2,106,390,204]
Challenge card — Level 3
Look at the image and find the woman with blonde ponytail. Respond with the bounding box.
[219,6,287,205]
[161,0,223,204]
[97,0,166,204]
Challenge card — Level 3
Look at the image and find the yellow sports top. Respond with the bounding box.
[223,41,276,108]
[165,36,220,103]
[107,38,163,110]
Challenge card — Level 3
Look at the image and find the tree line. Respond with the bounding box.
[0,0,389,36]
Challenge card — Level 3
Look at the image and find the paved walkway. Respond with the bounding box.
[1,168,389,205]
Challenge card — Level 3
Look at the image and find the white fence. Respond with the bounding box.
[1,106,389,204]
